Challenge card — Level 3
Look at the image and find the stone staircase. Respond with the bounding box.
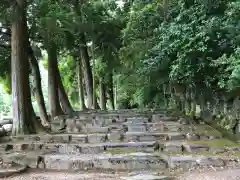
[1,109,240,179]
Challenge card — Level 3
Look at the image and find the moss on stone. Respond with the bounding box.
[105,148,142,155]
[186,138,238,148]
[193,124,221,136]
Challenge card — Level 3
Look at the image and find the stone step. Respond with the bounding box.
[3,141,158,154]
[11,131,221,145]
[7,139,239,155]
[53,114,177,131]
[0,163,27,178]
[160,154,226,171]
[1,151,239,173]
[159,139,240,154]
[38,152,236,171]
[42,153,168,171]
[125,132,186,141]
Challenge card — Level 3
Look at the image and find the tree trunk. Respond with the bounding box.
[190,89,197,118]
[77,58,86,110]
[47,43,64,117]
[99,78,107,110]
[79,34,94,109]
[11,0,40,135]
[92,49,97,109]
[56,67,74,115]
[108,72,115,110]
[74,0,94,109]
[28,46,49,127]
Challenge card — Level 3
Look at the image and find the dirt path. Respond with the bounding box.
[3,170,124,180]
[4,168,240,180]
[177,168,240,180]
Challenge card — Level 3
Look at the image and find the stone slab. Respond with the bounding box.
[160,141,183,153]
[0,164,27,178]
[86,126,109,133]
[127,125,147,132]
[43,153,167,171]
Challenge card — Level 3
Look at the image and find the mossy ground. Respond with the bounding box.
[193,124,222,136]
[185,138,239,148]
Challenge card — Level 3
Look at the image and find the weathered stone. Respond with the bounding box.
[94,153,167,171]
[70,135,88,143]
[41,134,70,143]
[152,114,161,122]
[185,133,200,140]
[66,126,74,133]
[196,157,225,167]
[75,121,86,132]
[72,127,80,133]
[0,118,12,125]
[108,133,123,142]
[66,118,76,128]
[80,145,104,154]
[160,116,177,122]
[58,144,81,154]
[87,134,107,143]
[106,141,158,152]
[126,132,167,141]
[209,147,226,154]
[225,146,240,152]
[2,152,40,168]
[43,154,94,170]
[86,126,109,133]
[0,109,232,175]
[138,136,155,142]
[162,155,198,170]
[0,127,6,136]
[126,118,149,124]
[201,109,214,123]
[167,133,185,140]
[93,116,106,126]
[117,114,126,121]
[127,125,147,132]
[53,116,67,128]
[182,144,209,153]
[178,117,189,125]
[0,164,27,178]
[148,122,167,132]
[160,141,183,153]
[2,124,12,133]
[50,123,62,132]
[43,153,167,171]
[199,135,209,140]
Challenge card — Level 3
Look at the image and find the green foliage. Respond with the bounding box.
[0,0,240,111]
[117,0,240,107]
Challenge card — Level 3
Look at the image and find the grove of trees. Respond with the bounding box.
[0,0,240,135]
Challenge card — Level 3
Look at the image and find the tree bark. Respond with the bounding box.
[79,34,94,109]
[28,45,49,127]
[11,0,41,135]
[47,43,64,117]
[56,66,74,115]
[77,57,86,110]
[108,72,115,110]
[73,0,94,108]
[92,48,97,109]
[99,78,107,110]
